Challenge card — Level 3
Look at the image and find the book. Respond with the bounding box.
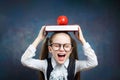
[45,25,79,31]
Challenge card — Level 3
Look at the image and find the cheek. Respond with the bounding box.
[68,48,73,54]
[66,49,73,57]
[51,52,58,60]
[67,52,72,57]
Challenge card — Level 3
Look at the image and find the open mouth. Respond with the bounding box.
[58,54,66,57]
[57,54,66,61]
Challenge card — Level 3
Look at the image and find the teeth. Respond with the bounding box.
[58,54,64,55]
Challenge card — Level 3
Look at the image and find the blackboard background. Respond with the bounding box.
[0,0,119,80]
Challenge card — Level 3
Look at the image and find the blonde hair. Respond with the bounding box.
[39,32,80,80]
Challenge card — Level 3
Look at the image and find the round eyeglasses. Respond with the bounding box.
[50,43,73,52]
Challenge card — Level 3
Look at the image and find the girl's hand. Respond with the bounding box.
[74,26,86,45]
[37,25,47,41]
[32,25,47,48]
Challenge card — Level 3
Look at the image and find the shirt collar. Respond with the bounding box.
[51,57,69,69]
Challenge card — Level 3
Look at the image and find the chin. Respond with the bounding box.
[57,61,65,64]
[57,58,67,64]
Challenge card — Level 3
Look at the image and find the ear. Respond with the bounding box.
[48,46,52,53]
[70,47,73,53]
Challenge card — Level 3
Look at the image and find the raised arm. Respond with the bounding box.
[32,25,47,48]
[74,26,98,72]
[74,26,86,45]
[21,26,47,71]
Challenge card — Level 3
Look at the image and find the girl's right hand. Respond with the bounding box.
[32,25,47,48]
[37,25,47,41]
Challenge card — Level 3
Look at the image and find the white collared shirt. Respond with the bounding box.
[49,57,69,80]
[21,42,98,80]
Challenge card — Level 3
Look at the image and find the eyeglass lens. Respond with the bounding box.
[51,43,72,52]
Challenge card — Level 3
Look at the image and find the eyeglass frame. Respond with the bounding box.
[49,43,73,52]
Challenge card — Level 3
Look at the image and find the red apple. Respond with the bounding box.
[57,15,68,25]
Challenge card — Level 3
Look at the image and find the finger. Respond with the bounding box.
[74,31,79,39]
[44,31,48,36]
[73,31,77,36]
[43,25,47,36]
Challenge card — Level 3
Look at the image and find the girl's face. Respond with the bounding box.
[48,33,73,64]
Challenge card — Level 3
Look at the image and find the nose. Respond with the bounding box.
[59,45,64,51]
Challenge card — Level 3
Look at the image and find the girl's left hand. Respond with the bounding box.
[74,26,86,45]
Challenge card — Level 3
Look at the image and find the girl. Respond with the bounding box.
[21,25,98,80]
